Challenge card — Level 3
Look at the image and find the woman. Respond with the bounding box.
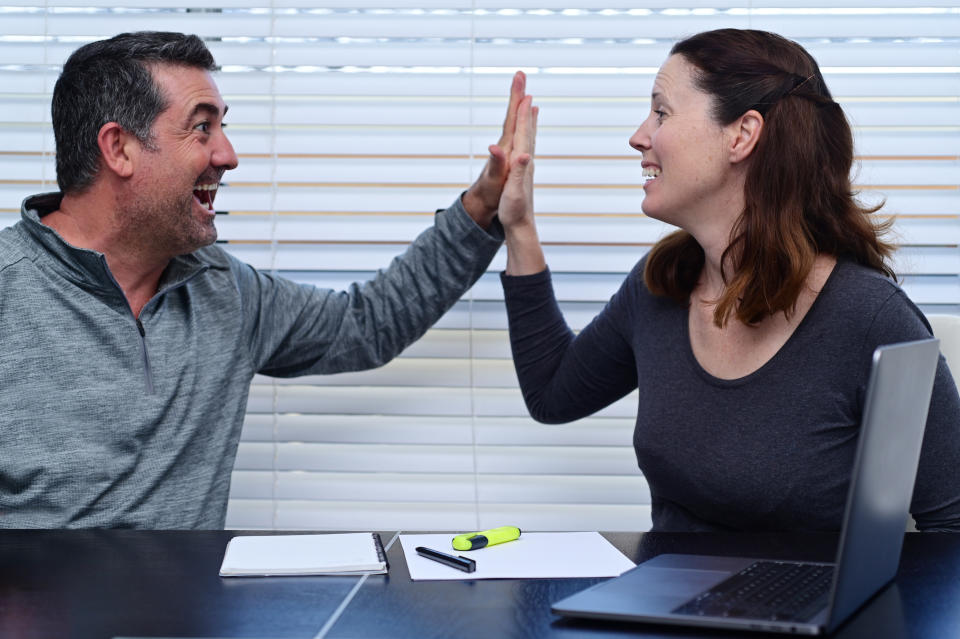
[497,29,960,532]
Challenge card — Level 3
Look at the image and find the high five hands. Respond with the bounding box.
[462,71,544,275]
[498,74,545,275]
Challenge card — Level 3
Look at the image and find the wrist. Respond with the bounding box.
[504,223,546,276]
[461,188,497,229]
[502,216,539,238]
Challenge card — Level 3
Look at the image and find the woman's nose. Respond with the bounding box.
[628,122,651,152]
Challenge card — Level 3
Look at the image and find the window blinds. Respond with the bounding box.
[1,2,957,531]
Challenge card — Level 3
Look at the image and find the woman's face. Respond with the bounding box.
[629,55,734,230]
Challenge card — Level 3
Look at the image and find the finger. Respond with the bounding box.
[486,143,507,179]
[497,70,527,147]
[530,106,539,154]
[488,143,506,163]
[513,96,535,155]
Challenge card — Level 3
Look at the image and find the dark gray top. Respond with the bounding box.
[0,192,502,528]
[501,258,960,532]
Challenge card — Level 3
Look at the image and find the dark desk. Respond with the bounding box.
[1,530,958,638]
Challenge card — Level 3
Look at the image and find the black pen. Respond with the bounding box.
[415,546,476,573]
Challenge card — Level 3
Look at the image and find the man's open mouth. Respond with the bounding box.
[193,183,218,211]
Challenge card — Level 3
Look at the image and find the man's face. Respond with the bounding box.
[124,63,238,257]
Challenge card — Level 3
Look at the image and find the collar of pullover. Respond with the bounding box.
[19,192,213,299]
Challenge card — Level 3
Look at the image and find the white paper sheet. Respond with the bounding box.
[400,532,635,581]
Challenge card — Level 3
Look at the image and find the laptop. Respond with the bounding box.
[552,338,941,636]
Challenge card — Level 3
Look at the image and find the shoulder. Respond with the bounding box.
[602,253,681,330]
[619,253,651,293]
[828,258,899,294]
[826,259,916,315]
[189,244,261,283]
[818,258,931,354]
[0,223,19,254]
[190,243,236,269]
[0,222,34,272]
[617,253,673,307]
[181,244,266,295]
[186,244,312,305]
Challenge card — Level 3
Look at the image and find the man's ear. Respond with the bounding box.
[96,122,140,178]
[727,109,764,164]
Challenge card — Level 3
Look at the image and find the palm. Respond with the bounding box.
[497,97,537,230]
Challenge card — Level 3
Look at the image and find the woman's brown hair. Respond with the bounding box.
[643,29,895,327]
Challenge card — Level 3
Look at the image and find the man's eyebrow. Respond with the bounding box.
[186,102,228,123]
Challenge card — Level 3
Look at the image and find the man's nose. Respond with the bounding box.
[215,132,239,170]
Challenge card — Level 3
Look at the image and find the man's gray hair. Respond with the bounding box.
[52,31,216,194]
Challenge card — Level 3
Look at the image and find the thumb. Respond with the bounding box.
[486,144,508,179]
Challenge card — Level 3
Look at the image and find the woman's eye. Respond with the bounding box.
[654,110,667,123]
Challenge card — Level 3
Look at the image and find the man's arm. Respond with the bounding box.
[232,194,502,377]
[236,73,533,376]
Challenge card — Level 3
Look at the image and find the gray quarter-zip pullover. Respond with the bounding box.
[0,192,502,528]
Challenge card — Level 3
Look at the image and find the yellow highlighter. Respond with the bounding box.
[452,525,521,551]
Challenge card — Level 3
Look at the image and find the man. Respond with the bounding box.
[0,32,530,528]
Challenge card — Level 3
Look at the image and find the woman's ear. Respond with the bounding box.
[727,109,763,164]
[96,122,139,178]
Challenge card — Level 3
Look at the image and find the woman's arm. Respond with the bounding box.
[496,89,545,276]
[496,88,638,423]
[501,268,639,424]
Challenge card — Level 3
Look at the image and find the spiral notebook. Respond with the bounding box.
[219,532,389,577]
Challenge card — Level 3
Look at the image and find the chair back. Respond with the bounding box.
[910,314,960,531]
[925,314,960,387]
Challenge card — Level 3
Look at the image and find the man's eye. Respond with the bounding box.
[654,110,667,123]
[195,122,211,134]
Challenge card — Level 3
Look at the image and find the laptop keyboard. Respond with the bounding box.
[671,560,834,623]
